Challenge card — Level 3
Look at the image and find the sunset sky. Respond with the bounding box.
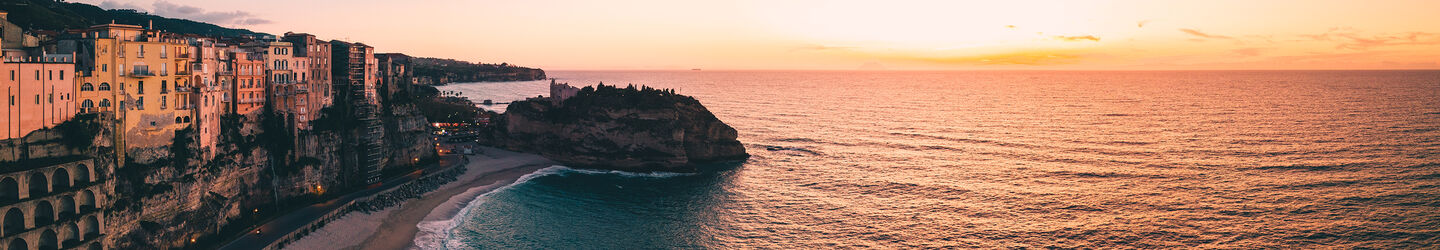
[76,0,1440,70]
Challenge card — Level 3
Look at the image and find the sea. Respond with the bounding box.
[430,70,1440,248]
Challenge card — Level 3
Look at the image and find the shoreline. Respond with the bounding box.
[282,146,555,250]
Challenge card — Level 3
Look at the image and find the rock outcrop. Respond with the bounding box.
[478,84,748,172]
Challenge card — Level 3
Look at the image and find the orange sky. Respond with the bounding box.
[80,0,1440,70]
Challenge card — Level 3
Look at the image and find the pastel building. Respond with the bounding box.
[230,51,265,115]
[62,23,195,159]
[190,38,229,160]
[0,53,77,140]
[283,33,332,126]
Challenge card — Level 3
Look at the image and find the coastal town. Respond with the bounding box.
[0,8,550,249]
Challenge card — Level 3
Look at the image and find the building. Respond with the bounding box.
[331,41,385,185]
[62,24,194,160]
[282,33,332,127]
[548,79,579,105]
[0,54,77,140]
[375,53,413,105]
[231,50,265,116]
[190,38,230,161]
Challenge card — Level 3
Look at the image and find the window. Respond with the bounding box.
[162,80,168,93]
[48,70,53,80]
[176,117,182,123]
[102,64,107,72]
[138,81,145,94]
[98,83,111,91]
[100,99,110,107]
[161,96,167,108]
[8,70,12,80]
[81,83,94,91]
[35,70,40,80]
[81,100,93,108]
[59,71,64,80]
[136,97,144,110]
[35,95,40,104]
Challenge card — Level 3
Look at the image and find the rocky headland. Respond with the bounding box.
[477,84,748,172]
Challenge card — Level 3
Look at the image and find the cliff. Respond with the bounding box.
[478,84,748,172]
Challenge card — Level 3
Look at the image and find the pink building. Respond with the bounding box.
[1,54,77,140]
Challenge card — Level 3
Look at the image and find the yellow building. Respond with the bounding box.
[64,24,193,163]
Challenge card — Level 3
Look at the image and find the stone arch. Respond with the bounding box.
[34,200,54,227]
[57,196,75,222]
[2,208,22,236]
[52,168,71,191]
[82,216,98,240]
[96,83,110,91]
[0,177,17,204]
[60,223,78,248]
[7,238,25,250]
[39,229,56,250]
[73,165,91,185]
[77,190,95,213]
[29,172,48,197]
[80,83,94,91]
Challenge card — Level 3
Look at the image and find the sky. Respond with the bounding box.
[76,0,1440,70]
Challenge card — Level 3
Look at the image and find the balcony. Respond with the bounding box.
[175,85,193,92]
[131,70,155,76]
[176,53,191,59]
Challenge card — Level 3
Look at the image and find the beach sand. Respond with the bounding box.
[283,146,554,250]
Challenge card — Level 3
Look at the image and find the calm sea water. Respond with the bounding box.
[431,71,1440,248]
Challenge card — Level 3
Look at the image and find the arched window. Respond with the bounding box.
[80,83,94,91]
[81,100,93,108]
[175,117,182,123]
[99,99,111,107]
[97,83,111,91]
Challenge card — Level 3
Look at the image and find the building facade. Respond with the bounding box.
[0,54,76,140]
[282,33,332,127]
[65,24,194,158]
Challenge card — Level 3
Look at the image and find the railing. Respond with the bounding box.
[175,85,193,92]
[131,70,155,76]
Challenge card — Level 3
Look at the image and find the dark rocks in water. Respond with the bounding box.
[477,84,748,172]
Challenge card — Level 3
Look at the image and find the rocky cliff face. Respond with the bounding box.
[479,84,748,172]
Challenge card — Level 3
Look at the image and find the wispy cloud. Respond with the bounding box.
[909,50,1091,66]
[1179,28,1232,40]
[1137,20,1151,28]
[98,0,272,26]
[1231,47,1272,57]
[789,44,856,52]
[1299,28,1440,50]
[1054,35,1100,42]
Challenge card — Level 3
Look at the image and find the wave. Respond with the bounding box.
[412,165,696,249]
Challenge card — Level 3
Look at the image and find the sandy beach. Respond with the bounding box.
[283,146,555,250]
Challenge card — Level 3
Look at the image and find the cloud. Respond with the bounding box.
[789,44,856,52]
[1137,20,1151,28]
[1054,35,1100,42]
[98,1,272,27]
[1299,28,1440,50]
[1005,25,1016,29]
[98,1,146,11]
[908,50,1091,66]
[1230,47,1272,57]
[1179,29,1232,40]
